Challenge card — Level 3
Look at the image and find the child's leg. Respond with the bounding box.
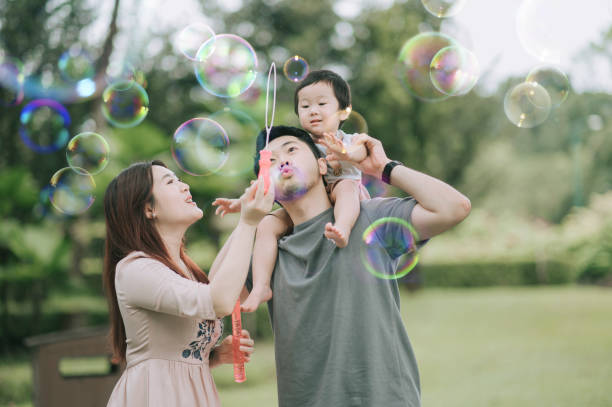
[324,179,361,248]
[241,209,292,312]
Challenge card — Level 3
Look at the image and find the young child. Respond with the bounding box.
[213,70,369,312]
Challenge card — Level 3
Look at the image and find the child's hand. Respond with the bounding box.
[325,133,369,164]
[317,131,347,156]
[212,197,241,217]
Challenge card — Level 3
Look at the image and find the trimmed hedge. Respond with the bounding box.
[418,261,574,287]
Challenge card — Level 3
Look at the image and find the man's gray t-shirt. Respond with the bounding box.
[249,197,421,407]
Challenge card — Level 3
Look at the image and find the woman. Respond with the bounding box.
[103,160,273,406]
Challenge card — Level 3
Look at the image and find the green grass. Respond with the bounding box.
[2,286,611,406]
[403,286,612,407]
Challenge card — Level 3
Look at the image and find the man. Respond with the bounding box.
[236,125,470,406]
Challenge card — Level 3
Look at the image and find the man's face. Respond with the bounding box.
[267,135,326,202]
[297,82,349,138]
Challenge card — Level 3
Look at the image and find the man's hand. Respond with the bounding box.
[326,134,390,179]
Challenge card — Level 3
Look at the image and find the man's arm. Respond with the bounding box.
[330,134,471,240]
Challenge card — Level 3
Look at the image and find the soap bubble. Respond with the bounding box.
[271,164,308,202]
[339,108,368,135]
[171,118,229,176]
[525,65,569,107]
[19,99,71,154]
[176,22,216,61]
[49,167,96,215]
[102,81,149,128]
[504,82,551,128]
[66,132,110,175]
[362,174,388,198]
[283,55,309,82]
[397,32,456,101]
[194,34,257,98]
[430,45,479,96]
[421,0,468,18]
[58,47,95,82]
[360,217,420,280]
[516,0,578,63]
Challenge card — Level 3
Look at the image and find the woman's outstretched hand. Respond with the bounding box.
[239,176,275,226]
[212,329,254,366]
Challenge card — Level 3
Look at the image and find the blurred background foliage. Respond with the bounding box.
[0,0,611,398]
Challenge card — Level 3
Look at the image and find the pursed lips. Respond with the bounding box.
[280,166,294,178]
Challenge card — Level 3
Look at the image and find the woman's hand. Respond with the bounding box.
[212,197,241,217]
[239,176,275,226]
[211,329,254,367]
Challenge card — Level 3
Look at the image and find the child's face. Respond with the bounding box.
[297,82,350,138]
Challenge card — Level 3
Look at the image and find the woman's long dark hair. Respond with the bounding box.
[102,160,209,364]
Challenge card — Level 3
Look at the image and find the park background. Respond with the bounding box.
[1,0,611,406]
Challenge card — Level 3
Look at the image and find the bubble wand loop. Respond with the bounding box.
[259,62,277,193]
[231,63,277,384]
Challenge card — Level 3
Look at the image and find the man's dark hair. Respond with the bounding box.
[293,70,351,114]
[253,126,323,176]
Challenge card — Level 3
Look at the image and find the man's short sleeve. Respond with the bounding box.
[364,196,417,223]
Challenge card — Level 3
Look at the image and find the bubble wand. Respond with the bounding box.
[231,63,277,384]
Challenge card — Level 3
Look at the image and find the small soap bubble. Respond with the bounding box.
[271,164,308,202]
[176,23,216,61]
[360,217,420,280]
[339,108,368,135]
[362,174,389,198]
[49,167,96,215]
[58,47,95,82]
[504,82,551,128]
[525,66,569,107]
[283,56,309,82]
[66,132,110,175]
[19,99,71,154]
[430,45,479,96]
[421,0,467,17]
[102,81,149,128]
[171,118,229,176]
[587,114,603,132]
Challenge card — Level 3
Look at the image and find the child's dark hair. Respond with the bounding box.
[293,70,351,114]
[253,126,323,176]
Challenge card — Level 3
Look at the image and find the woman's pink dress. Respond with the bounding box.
[107,251,224,407]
